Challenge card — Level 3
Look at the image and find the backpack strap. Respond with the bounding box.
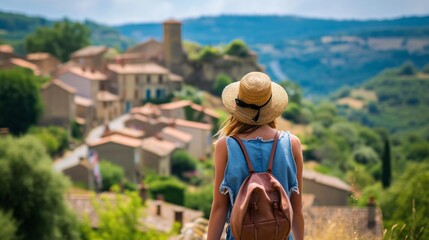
[267,131,280,173]
[231,131,281,174]
[230,135,255,174]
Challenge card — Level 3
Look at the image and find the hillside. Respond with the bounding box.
[2,10,429,95]
[117,15,429,95]
[0,11,135,53]
[334,64,429,135]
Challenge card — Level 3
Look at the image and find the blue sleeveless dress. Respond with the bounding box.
[219,131,299,240]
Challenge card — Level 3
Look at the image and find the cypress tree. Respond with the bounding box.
[381,136,392,188]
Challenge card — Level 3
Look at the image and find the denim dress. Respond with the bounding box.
[219,131,299,240]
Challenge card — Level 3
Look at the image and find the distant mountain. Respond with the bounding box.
[0,11,135,53]
[1,10,429,95]
[117,15,429,96]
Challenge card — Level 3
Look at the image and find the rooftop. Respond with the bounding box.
[175,119,212,131]
[9,58,40,74]
[161,127,193,143]
[141,136,176,157]
[303,169,352,192]
[169,73,184,82]
[74,96,94,107]
[26,52,52,61]
[0,44,13,53]
[107,62,169,75]
[67,66,107,81]
[112,128,145,139]
[42,79,76,94]
[71,46,108,58]
[87,134,142,148]
[159,100,192,110]
[97,91,119,102]
[191,103,220,119]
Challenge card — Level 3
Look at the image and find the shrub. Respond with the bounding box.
[100,160,125,191]
[171,150,198,181]
[213,74,233,96]
[197,46,221,61]
[148,177,186,205]
[224,39,250,57]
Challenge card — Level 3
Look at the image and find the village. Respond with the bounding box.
[0,19,384,239]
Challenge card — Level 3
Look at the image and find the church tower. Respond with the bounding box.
[163,19,183,75]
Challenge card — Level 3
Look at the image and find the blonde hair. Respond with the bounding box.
[216,115,276,137]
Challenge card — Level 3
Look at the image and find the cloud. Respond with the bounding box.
[1,0,428,25]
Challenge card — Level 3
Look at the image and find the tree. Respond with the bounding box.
[197,46,221,61]
[25,19,90,62]
[171,150,198,181]
[398,61,417,76]
[381,162,429,240]
[28,126,70,157]
[279,80,303,104]
[0,68,43,135]
[381,136,392,188]
[80,191,172,240]
[0,210,18,240]
[100,160,125,191]
[147,176,186,205]
[213,73,233,96]
[0,136,80,240]
[224,39,250,57]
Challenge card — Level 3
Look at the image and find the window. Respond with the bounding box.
[146,75,151,84]
[158,75,163,84]
[146,89,151,100]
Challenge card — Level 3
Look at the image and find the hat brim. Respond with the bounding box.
[222,81,289,125]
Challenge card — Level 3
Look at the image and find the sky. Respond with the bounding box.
[1,0,429,25]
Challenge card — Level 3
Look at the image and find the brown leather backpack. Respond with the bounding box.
[230,132,293,240]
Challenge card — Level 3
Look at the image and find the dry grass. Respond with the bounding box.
[337,97,366,109]
[276,117,312,138]
[350,89,378,102]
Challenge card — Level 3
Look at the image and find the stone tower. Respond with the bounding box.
[163,19,183,75]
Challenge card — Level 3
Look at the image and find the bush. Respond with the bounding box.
[406,142,429,162]
[171,150,198,181]
[197,46,221,61]
[0,210,17,240]
[352,146,380,165]
[213,74,233,96]
[185,185,213,218]
[29,126,69,157]
[148,177,186,205]
[100,160,125,191]
[224,39,250,57]
[398,61,417,76]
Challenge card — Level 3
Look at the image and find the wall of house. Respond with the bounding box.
[59,72,93,99]
[141,150,170,176]
[174,126,211,159]
[90,143,140,183]
[40,85,75,130]
[63,165,95,190]
[160,108,185,120]
[303,179,351,206]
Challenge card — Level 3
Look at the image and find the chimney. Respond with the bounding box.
[174,209,184,230]
[156,194,164,216]
[367,196,376,229]
[0,128,9,137]
[81,66,86,72]
[138,183,148,204]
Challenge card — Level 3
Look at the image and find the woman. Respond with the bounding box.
[207,72,304,240]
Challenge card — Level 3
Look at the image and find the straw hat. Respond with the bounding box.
[222,72,288,125]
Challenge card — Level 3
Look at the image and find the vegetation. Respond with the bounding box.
[100,160,125,191]
[0,211,17,240]
[224,39,250,57]
[28,126,69,157]
[0,136,80,240]
[196,46,221,61]
[0,68,43,135]
[171,150,198,181]
[145,175,186,205]
[80,190,173,240]
[213,73,233,96]
[25,19,90,61]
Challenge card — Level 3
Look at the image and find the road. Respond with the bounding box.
[53,114,130,171]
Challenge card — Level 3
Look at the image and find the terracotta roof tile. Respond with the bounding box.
[126,38,162,53]
[141,137,176,157]
[190,103,220,119]
[9,58,40,74]
[71,46,108,58]
[68,66,107,81]
[113,128,145,139]
[175,119,212,131]
[42,79,76,94]
[74,96,94,107]
[130,104,161,117]
[88,134,142,148]
[107,62,169,75]
[75,117,86,125]
[26,52,51,60]
[97,91,119,102]
[163,19,181,24]
[303,169,352,192]
[168,73,184,82]
[0,44,13,53]
[161,127,192,143]
[159,100,192,110]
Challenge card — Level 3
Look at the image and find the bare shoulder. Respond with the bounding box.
[215,136,227,150]
[289,133,303,166]
[289,133,302,150]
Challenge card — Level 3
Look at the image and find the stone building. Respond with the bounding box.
[26,52,60,76]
